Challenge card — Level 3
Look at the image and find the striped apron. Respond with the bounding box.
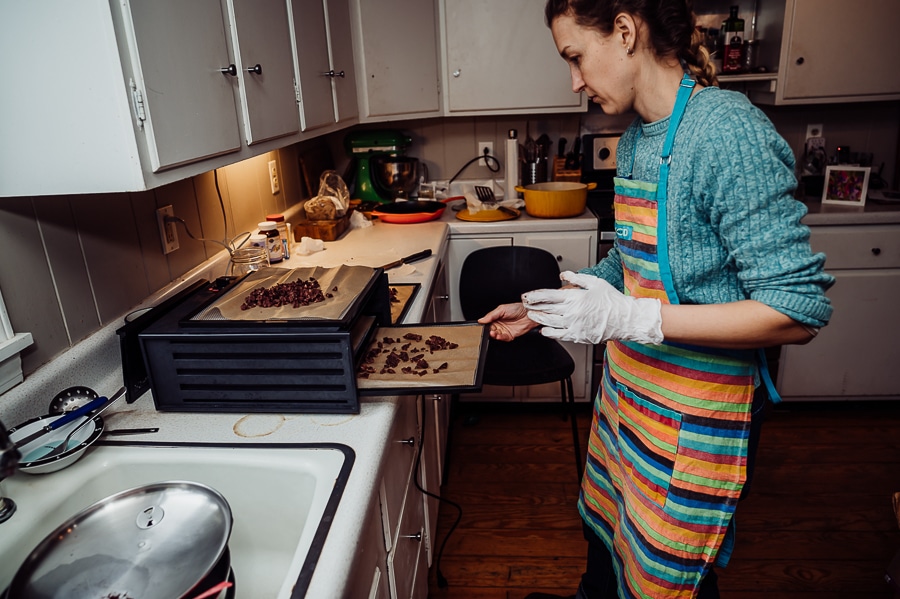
[577,74,758,598]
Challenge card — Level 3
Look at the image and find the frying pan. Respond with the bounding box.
[372,196,464,224]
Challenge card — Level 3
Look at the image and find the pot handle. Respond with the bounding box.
[515,186,527,192]
[585,182,597,190]
[441,195,466,204]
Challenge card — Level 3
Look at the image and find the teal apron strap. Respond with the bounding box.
[656,73,696,304]
[757,348,782,404]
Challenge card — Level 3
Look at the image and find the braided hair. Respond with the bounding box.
[544,0,718,87]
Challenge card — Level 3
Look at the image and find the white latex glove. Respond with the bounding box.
[522,271,664,345]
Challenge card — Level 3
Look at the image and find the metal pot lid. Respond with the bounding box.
[10,481,232,599]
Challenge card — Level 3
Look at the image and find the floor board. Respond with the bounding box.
[428,400,900,598]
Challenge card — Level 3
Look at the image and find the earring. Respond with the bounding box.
[626,46,635,57]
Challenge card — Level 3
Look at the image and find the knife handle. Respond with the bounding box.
[404,249,432,264]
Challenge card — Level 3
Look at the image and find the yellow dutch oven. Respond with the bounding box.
[515,182,597,218]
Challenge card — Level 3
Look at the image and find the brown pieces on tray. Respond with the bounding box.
[241,277,334,310]
[358,333,458,378]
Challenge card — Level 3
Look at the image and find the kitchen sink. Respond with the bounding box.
[0,441,353,598]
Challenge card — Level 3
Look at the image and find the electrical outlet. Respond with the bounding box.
[156,205,179,254]
[805,123,824,140]
[268,159,280,194]
[477,141,493,164]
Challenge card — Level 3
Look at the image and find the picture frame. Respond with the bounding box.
[821,165,871,206]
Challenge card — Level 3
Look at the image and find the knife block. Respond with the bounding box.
[552,157,582,182]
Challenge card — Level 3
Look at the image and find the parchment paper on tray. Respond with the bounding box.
[193,265,377,321]
[357,324,486,389]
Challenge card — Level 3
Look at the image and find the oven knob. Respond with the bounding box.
[598,147,611,161]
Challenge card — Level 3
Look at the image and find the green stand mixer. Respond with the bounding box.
[344,130,412,203]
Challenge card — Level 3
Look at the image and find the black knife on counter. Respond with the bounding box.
[380,249,432,270]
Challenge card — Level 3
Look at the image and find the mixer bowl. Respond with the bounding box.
[371,155,419,200]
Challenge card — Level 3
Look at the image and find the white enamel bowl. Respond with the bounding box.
[6,414,104,474]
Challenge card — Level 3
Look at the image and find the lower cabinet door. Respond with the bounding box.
[387,474,427,598]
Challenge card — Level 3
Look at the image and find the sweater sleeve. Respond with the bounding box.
[697,100,834,327]
[579,244,625,291]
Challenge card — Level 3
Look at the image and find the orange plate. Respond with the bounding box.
[455,208,519,222]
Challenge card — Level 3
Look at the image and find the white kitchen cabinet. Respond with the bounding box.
[349,0,443,121]
[712,0,900,105]
[777,224,900,399]
[0,0,304,197]
[447,227,597,403]
[439,0,587,116]
[288,0,359,132]
[225,0,300,145]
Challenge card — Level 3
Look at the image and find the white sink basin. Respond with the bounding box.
[0,441,352,598]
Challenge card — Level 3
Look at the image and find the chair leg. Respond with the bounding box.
[565,376,583,481]
[558,378,568,422]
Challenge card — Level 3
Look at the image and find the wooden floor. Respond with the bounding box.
[428,399,900,599]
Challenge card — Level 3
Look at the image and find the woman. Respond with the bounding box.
[479,1,834,598]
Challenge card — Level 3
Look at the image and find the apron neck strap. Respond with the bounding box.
[658,73,696,201]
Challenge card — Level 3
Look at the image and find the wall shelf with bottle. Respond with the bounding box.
[699,0,900,106]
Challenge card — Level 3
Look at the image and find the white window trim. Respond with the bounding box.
[0,288,33,394]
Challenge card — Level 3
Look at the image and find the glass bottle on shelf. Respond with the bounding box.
[720,5,745,74]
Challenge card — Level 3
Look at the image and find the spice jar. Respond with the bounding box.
[266,213,291,259]
[229,247,269,276]
[258,221,284,264]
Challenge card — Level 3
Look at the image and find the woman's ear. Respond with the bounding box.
[614,13,638,53]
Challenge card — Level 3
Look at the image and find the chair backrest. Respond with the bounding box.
[459,245,562,321]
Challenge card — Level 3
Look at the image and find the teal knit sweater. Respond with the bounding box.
[582,86,834,327]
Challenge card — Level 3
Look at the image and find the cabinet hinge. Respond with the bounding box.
[129,78,147,128]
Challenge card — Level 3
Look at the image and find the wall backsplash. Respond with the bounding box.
[0,144,310,376]
[0,98,897,384]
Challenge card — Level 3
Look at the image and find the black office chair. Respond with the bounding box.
[459,245,582,480]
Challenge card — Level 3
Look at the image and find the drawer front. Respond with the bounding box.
[810,225,900,269]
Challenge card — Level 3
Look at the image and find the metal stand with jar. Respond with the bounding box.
[229,247,269,276]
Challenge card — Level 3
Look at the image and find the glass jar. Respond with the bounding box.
[266,213,291,259]
[229,247,269,276]
[257,221,284,264]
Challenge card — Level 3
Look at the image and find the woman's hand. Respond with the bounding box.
[477,302,540,342]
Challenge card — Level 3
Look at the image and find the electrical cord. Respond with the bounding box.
[163,168,250,258]
[447,149,501,187]
[412,394,462,589]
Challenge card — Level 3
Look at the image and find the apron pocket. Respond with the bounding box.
[616,383,682,508]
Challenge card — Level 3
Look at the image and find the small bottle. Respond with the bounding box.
[248,233,268,253]
[258,221,284,264]
[505,129,519,200]
[266,213,291,259]
[721,6,745,74]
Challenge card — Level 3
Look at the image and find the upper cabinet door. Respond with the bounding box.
[289,0,359,131]
[124,0,243,171]
[290,0,336,131]
[351,0,442,119]
[442,0,585,115]
[327,0,359,124]
[779,0,900,102]
[227,0,300,144]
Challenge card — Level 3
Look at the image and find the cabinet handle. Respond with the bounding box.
[245,63,263,75]
[436,294,449,300]
[219,64,237,76]
[872,247,881,256]
[795,56,805,66]
[323,69,345,78]
[556,255,563,262]
[400,437,415,446]
[404,531,422,542]
[452,69,461,78]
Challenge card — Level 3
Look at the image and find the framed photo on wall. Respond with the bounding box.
[822,165,871,206]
